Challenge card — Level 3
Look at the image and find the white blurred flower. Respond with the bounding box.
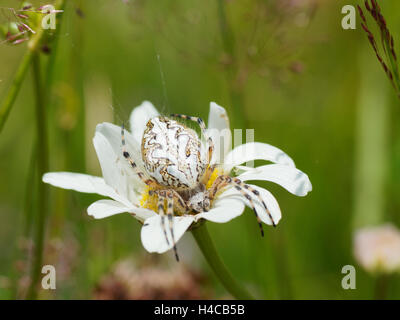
[354,224,400,274]
[43,101,312,256]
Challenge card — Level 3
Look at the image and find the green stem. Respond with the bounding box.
[191,224,255,300]
[45,0,67,92]
[353,43,389,228]
[22,142,38,239]
[0,21,45,134]
[0,0,65,134]
[217,0,234,57]
[9,142,37,298]
[26,53,49,300]
[374,274,389,300]
[216,0,247,129]
[0,50,33,133]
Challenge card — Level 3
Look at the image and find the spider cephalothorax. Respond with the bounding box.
[121,114,275,260]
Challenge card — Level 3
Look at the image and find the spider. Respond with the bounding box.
[121,114,275,261]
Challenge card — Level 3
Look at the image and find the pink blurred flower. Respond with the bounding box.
[354,224,400,274]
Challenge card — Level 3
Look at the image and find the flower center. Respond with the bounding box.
[139,186,158,212]
[206,167,220,190]
[139,167,222,213]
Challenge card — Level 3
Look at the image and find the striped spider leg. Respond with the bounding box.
[121,124,190,261]
[122,125,173,256]
[121,113,220,262]
[121,124,158,188]
[150,189,190,262]
[208,175,277,236]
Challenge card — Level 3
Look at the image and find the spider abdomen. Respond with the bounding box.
[141,116,207,189]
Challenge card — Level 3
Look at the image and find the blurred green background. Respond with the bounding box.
[1,0,400,299]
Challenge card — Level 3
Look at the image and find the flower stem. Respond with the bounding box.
[216,0,247,129]
[26,52,49,300]
[374,274,389,300]
[0,0,65,134]
[0,20,47,132]
[0,50,33,133]
[191,224,255,300]
[353,43,389,228]
[0,23,45,134]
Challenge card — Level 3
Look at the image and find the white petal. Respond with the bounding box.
[88,199,156,221]
[219,185,282,226]
[238,164,312,196]
[195,196,244,223]
[128,207,158,222]
[223,142,296,173]
[207,102,231,164]
[129,101,159,144]
[42,172,129,205]
[88,199,131,219]
[141,215,194,253]
[94,123,146,202]
[43,172,106,194]
[235,165,257,172]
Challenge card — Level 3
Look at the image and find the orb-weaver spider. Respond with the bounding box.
[121,114,275,260]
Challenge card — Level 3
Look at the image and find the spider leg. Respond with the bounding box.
[208,175,228,199]
[166,190,179,262]
[156,191,170,247]
[168,189,190,214]
[154,190,183,262]
[208,175,276,236]
[231,178,276,229]
[234,178,276,227]
[202,164,217,185]
[232,183,265,237]
[121,124,157,187]
[170,114,214,166]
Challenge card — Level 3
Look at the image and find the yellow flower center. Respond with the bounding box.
[139,167,222,213]
[139,186,158,212]
[206,167,220,190]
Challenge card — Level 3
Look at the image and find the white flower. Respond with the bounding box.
[43,101,312,255]
[354,224,400,274]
